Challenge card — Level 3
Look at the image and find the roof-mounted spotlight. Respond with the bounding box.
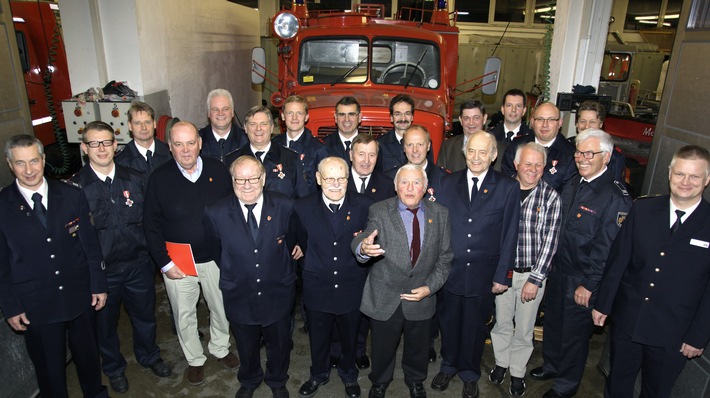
[273,12,299,40]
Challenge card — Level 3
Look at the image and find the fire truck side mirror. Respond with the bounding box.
[481,57,501,96]
[252,47,266,85]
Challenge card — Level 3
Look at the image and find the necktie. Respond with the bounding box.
[506,131,514,141]
[254,151,264,162]
[105,177,112,190]
[470,177,479,204]
[245,203,258,242]
[329,203,339,213]
[399,138,404,145]
[344,140,351,156]
[359,177,367,194]
[146,150,153,171]
[407,207,420,266]
[32,192,47,229]
[671,209,685,235]
[288,140,294,149]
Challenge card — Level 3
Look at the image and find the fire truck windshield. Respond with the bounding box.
[298,38,440,89]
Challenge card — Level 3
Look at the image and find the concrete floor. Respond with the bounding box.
[67,280,606,397]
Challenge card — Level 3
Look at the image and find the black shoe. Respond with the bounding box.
[462,381,478,398]
[430,372,454,391]
[368,384,386,398]
[345,382,361,398]
[146,358,172,378]
[510,376,526,396]
[488,365,507,385]
[529,366,556,381]
[272,386,290,398]
[409,383,426,398]
[298,378,329,398]
[108,374,128,393]
[428,347,437,363]
[356,355,370,370]
[236,387,256,398]
[542,389,568,398]
[330,356,339,368]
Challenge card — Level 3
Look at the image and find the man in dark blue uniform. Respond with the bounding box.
[376,94,434,174]
[324,96,361,166]
[0,135,108,398]
[226,105,310,199]
[490,89,533,143]
[115,101,171,175]
[273,95,329,194]
[70,121,171,393]
[198,88,248,164]
[530,129,632,398]
[347,134,396,203]
[294,157,372,398]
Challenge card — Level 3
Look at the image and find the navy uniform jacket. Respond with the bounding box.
[437,170,520,296]
[323,132,354,167]
[376,129,407,173]
[203,191,297,326]
[198,123,248,164]
[0,180,107,325]
[294,192,373,314]
[556,170,632,293]
[385,163,448,203]
[226,144,310,199]
[115,139,171,175]
[272,128,329,194]
[490,121,533,142]
[502,134,576,192]
[596,196,710,349]
[347,171,396,203]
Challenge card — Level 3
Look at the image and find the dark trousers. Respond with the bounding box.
[541,270,595,396]
[232,313,292,389]
[331,313,369,358]
[24,310,108,398]
[605,323,688,398]
[437,289,494,383]
[306,307,361,384]
[98,262,160,376]
[369,304,431,387]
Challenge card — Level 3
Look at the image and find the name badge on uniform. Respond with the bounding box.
[690,239,709,248]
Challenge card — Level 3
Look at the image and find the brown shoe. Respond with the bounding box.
[218,352,240,370]
[185,365,204,386]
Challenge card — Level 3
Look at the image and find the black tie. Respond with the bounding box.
[254,151,264,162]
[506,131,514,141]
[407,207,420,267]
[32,192,47,229]
[105,177,112,190]
[146,150,153,171]
[359,177,367,194]
[288,140,294,149]
[399,138,404,145]
[245,203,258,242]
[470,177,479,204]
[671,209,685,235]
[329,203,339,213]
[344,140,351,156]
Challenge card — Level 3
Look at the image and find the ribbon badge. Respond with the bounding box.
[275,164,285,179]
[549,160,558,175]
[123,190,133,207]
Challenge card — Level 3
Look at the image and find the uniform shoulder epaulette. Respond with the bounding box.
[634,193,663,201]
[62,178,82,188]
[282,145,299,155]
[613,180,629,196]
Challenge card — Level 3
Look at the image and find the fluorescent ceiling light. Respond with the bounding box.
[13,17,25,22]
[535,6,556,13]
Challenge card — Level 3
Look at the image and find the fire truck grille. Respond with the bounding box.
[316,126,391,141]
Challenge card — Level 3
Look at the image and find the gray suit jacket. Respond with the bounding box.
[436,134,466,172]
[351,197,453,321]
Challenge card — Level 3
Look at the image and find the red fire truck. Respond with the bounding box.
[253,0,498,159]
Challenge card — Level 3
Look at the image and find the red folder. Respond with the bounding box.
[165,242,198,276]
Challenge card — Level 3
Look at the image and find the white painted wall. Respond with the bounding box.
[60,0,260,127]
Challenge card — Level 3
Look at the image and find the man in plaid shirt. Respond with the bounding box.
[489,142,562,396]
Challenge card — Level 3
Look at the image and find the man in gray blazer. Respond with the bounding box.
[352,164,453,398]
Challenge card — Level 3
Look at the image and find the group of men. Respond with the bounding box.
[1,86,709,398]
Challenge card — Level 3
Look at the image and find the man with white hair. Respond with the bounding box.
[199,88,248,163]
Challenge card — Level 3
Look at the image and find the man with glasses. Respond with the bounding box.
[144,122,239,387]
[501,102,576,192]
[199,88,248,164]
[70,121,171,393]
[293,157,373,398]
[226,105,309,199]
[115,101,171,175]
[204,155,302,398]
[437,100,488,172]
[325,96,362,166]
[529,129,631,398]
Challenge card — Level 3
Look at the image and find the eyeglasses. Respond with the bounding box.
[322,177,348,185]
[574,150,604,159]
[233,175,262,185]
[84,140,115,148]
[533,117,560,124]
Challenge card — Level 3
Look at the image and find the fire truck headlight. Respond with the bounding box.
[273,12,299,40]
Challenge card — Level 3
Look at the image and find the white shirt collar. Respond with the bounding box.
[239,194,264,226]
[16,178,48,209]
[90,164,116,182]
[212,129,230,142]
[670,197,702,227]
